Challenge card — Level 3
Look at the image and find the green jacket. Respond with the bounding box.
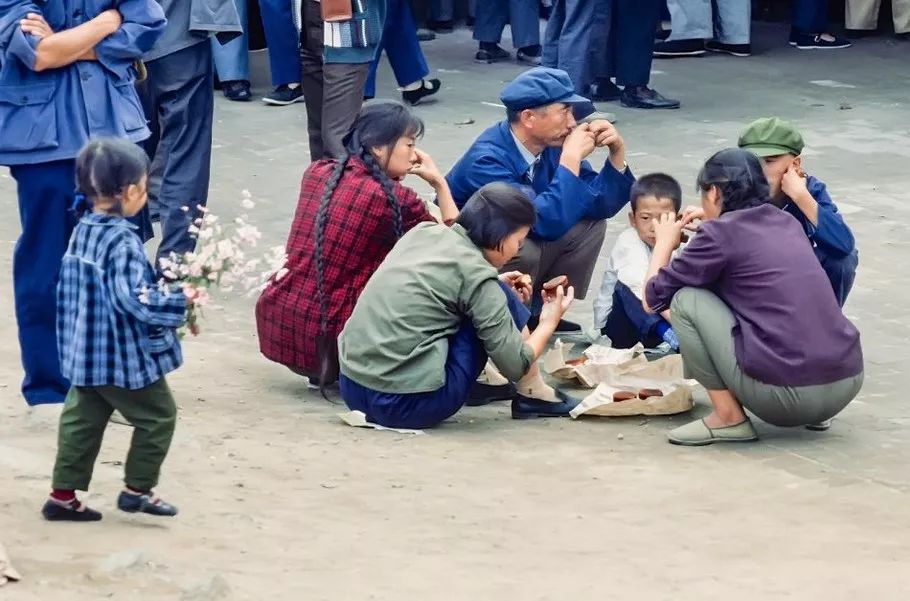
[339,222,534,393]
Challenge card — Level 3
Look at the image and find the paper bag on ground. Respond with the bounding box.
[544,340,646,388]
[0,542,21,586]
[570,354,696,418]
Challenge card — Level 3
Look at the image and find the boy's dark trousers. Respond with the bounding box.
[602,281,666,349]
[52,379,177,493]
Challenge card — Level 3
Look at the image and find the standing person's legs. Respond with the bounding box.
[894,0,910,33]
[544,0,607,94]
[815,248,859,307]
[52,387,114,491]
[259,0,303,87]
[792,0,829,33]
[211,0,250,82]
[712,0,751,44]
[383,0,431,88]
[320,63,370,159]
[473,0,509,44]
[430,0,455,22]
[845,0,881,30]
[301,0,327,159]
[100,379,178,493]
[507,0,541,49]
[145,42,215,265]
[10,160,76,406]
[613,0,661,88]
[664,0,712,41]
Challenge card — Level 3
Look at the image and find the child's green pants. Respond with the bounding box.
[52,378,177,492]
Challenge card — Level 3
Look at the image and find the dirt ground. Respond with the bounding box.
[2,23,909,601]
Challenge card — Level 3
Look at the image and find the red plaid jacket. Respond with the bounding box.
[256,158,435,374]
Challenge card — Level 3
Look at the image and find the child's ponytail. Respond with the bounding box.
[74,138,150,215]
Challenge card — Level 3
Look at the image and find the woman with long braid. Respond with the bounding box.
[256,102,458,386]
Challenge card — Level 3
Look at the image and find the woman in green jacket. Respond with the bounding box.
[338,183,580,429]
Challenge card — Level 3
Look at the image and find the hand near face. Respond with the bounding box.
[407,148,444,187]
[653,211,696,249]
[499,271,533,303]
[587,120,624,154]
[780,164,809,200]
[563,124,596,161]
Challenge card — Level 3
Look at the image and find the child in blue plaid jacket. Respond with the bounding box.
[42,138,189,522]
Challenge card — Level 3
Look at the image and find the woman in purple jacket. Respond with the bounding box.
[643,149,864,446]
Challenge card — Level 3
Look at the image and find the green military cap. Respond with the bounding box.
[738,117,805,157]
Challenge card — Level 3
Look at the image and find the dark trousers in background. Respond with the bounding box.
[10,160,77,406]
[365,0,429,98]
[543,0,610,94]
[340,283,530,429]
[792,0,829,33]
[473,0,540,49]
[52,379,178,492]
[594,0,661,87]
[300,0,370,159]
[138,41,214,266]
[603,281,666,349]
[260,0,303,86]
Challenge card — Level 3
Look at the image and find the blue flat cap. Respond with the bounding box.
[500,67,590,111]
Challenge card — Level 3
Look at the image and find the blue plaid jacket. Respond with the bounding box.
[57,213,187,390]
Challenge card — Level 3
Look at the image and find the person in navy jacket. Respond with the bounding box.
[446,67,634,330]
[0,0,166,407]
[738,117,859,307]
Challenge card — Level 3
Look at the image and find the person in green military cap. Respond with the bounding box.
[738,117,858,307]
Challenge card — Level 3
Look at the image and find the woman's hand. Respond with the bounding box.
[539,283,575,326]
[407,149,445,188]
[20,13,54,39]
[654,212,697,250]
[499,271,533,303]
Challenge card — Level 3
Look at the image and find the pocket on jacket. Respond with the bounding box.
[112,80,148,133]
[147,326,175,354]
[0,83,59,152]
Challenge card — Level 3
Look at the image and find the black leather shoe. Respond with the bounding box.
[466,382,517,407]
[590,79,622,101]
[620,86,680,109]
[402,78,441,106]
[511,390,581,419]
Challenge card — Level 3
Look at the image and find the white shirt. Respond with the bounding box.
[593,228,654,330]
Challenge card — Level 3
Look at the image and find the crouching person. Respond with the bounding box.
[338,183,580,429]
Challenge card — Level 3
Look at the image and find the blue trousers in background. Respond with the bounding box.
[817,247,859,308]
[792,0,829,33]
[10,160,77,406]
[593,0,661,87]
[543,0,610,94]
[365,0,429,98]
[473,0,540,49]
[340,283,531,429]
[212,0,250,82]
[603,281,666,349]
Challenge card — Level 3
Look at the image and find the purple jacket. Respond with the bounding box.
[646,204,863,387]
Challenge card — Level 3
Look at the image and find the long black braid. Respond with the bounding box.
[359,148,403,240]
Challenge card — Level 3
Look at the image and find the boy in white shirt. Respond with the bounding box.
[594,173,682,350]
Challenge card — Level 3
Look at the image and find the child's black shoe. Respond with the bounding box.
[41,498,103,522]
[117,491,178,517]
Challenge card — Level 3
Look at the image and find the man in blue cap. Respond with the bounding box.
[447,67,634,331]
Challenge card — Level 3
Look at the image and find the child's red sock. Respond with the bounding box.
[51,489,76,502]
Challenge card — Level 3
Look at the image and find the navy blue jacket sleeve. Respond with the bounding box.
[94,0,167,80]
[0,1,42,70]
[804,177,855,257]
[458,154,633,241]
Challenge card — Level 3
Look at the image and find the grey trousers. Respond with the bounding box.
[502,219,606,301]
[138,41,214,264]
[670,287,864,427]
[301,0,371,160]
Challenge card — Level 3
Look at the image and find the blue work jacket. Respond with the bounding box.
[446,120,635,241]
[0,0,166,166]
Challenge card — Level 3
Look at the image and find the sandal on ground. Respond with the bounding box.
[668,418,759,446]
